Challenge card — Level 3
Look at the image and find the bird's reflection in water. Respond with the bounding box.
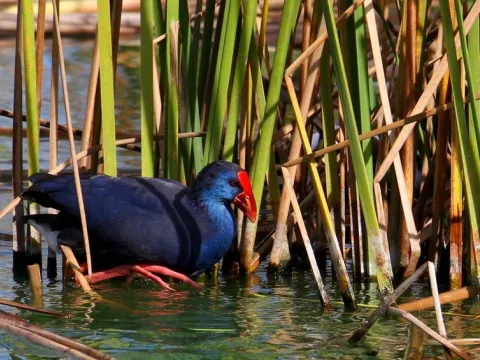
[137,288,189,317]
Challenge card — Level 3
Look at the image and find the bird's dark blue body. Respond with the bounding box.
[22,161,251,276]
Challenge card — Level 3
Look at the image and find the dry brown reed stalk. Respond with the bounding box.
[404,324,425,360]
[27,263,43,304]
[428,261,452,358]
[60,245,98,297]
[48,0,60,276]
[300,0,313,92]
[153,33,166,45]
[0,108,205,149]
[396,0,419,279]
[248,190,317,272]
[0,321,98,360]
[388,307,470,360]
[52,0,92,277]
[398,285,479,312]
[427,339,480,346]
[348,262,428,343]
[0,298,64,317]
[35,0,46,115]
[0,309,113,359]
[373,181,389,274]
[12,0,25,268]
[80,28,100,170]
[281,167,331,308]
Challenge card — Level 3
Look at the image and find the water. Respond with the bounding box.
[0,240,478,360]
[0,40,479,359]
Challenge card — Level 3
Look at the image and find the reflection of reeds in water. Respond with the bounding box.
[2,0,480,348]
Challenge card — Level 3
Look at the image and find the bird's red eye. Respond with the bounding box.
[229,180,239,187]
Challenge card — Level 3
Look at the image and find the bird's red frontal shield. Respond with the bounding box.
[233,171,257,222]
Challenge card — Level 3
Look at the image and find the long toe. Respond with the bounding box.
[88,265,132,283]
[139,265,203,289]
[132,266,175,291]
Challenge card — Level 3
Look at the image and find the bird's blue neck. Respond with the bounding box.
[189,190,237,273]
[190,189,232,223]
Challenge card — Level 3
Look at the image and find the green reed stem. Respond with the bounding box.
[22,0,39,177]
[197,0,216,107]
[250,0,301,205]
[164,2,180,180]
[468,0,480,152]
[96,0,117,176]
[439,0,480,279]
[185,0,204,176]
[454,0,480,160]
[140,0,155,177]
[203,0,241,165]
[320,45,339,207]
[223,0,258,161]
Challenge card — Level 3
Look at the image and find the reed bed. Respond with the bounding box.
[1,0,480,356]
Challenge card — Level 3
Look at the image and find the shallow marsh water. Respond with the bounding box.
[0,41,478,359]
[0,241,478,359]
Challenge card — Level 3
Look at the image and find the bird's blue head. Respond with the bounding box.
[191,161,257,222]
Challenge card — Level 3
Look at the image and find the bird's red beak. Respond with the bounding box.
[233,171,257,222]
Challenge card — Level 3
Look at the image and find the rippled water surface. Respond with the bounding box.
[0,240,478,359]
[0,41,478,359]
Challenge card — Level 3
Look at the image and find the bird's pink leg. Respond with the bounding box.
[139,264,202,289]
[87,265,132,283]
[78,263,201,290]
[132,265,174,291]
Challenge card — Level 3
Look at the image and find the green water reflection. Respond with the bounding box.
[0,242,478,359]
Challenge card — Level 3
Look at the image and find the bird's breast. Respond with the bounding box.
[192,205,236,273]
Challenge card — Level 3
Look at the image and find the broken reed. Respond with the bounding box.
[6,0,480,306]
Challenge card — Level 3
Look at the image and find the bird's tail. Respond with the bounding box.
[21,173,60,208]
[22,214,60,255]
[22,214,86,256]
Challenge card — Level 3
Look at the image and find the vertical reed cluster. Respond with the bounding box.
[3,0,480,308]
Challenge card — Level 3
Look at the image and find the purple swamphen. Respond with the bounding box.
[21,161,256,289]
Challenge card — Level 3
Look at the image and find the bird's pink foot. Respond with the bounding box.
[87,265,132,283]
[82,264,202,290]
[132,265,175,291]
[139,264,202,289]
